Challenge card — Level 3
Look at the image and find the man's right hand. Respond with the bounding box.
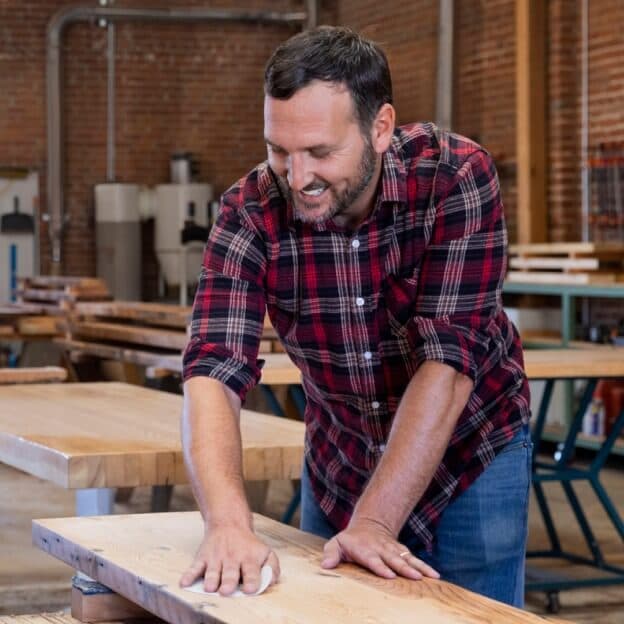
[179,524,281,595]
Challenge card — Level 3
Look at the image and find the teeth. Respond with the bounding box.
[302,186,326,197]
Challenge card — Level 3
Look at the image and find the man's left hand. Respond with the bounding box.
[321,517,440,580]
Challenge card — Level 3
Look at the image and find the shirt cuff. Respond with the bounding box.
[182,338,262,401]
[408,316,483,383]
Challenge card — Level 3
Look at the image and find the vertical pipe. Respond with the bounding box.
[435,0,454,130]
[305,0,318,30]
[107,22,116,183]
[581,0,590,241]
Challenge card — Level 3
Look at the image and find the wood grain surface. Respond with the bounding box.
[0,367,67,385]
[0,382,304,488]
[32,512,572,624]
[523,348,624,379]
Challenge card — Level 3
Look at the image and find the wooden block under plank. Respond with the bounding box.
[71,575,153,623]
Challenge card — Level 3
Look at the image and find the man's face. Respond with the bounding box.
[264,81,378,226]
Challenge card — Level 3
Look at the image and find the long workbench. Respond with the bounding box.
[0,381,304,515]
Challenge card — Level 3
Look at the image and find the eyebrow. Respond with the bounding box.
[264,138,333,152]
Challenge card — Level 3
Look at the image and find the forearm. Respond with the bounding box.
[352,361,473,535]
[181,376,252,531]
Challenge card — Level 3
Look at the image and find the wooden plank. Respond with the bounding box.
[0,367,67,385]
[16,316,60,335]
[260,353,302,385]
[21,276,108,290]
[54,338,183,373]
[0,325,15,337]
[32,512,571,624]
[515,0,547,244]
[0,614,161,624]
[71,322,188,351]
[524,348,624,379]
[509,257,600,271]
[0,302,48,316]
[0,382,304,488]
[74,302,191,330]
[506,271,620,285]
[509,242,624,256]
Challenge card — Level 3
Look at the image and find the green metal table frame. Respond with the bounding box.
[504,281,624,430]
[527,374,624,612]
[503,281,624,347]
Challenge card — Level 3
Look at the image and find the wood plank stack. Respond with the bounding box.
[507,242,624,284]
[59,302,191,372]
[16,276,112,313]
[0,302,60,340]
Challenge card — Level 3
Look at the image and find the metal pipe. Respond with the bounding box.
[305,0,318,30]
[46,5,307,270]
[435,0,454,130]
[106,21,115,183]
[581,0,590,241]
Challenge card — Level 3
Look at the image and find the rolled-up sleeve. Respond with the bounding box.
[182,190,266,400]
[408,149,507,384]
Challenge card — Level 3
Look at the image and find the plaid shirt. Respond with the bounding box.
[184,122,530,549]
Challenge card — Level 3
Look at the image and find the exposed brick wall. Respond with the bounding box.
[2,0,624,278]
[1,0,301,276]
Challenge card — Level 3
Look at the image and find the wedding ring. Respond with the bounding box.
[399,550,411,558]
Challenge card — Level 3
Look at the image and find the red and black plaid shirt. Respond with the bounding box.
[184,122,530,549]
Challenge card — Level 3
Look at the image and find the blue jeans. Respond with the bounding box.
[300,425,532,607]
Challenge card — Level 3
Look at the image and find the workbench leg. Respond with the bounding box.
[532,481,562,552]
[150,485,173,512]
[561,480,604,565]
[76,488,115,516]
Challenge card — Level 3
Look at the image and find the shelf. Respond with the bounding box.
[541,424,624,457]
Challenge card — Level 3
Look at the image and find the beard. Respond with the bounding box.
[276,136,378,225]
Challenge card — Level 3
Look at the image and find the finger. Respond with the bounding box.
[179,559,206,587]
[406,555,440,579]
[265,550,281,585]
[320,538,343,569]
[357,552,396,579]
[240,560,262,594]
[390,549,440,580]
[385,552,423,580]
[203,562,222,593]
[219,564,242,596]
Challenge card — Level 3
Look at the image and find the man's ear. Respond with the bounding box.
[371,103,396,154]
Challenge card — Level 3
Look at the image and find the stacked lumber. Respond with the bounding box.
[66,301,191,355]
[507,242,624,284]
[16,276,112,313]
[0,302,60,339]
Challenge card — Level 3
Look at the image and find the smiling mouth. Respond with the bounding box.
[301,184,328,198]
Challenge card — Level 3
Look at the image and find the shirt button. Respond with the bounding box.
[363,351,372,360]
[355,297,365,307]
[371,401,380,409]
[351,239,360,249]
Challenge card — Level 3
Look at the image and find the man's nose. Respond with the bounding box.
[287,153,314,192]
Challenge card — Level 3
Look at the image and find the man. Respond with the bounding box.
[180,26,531,606]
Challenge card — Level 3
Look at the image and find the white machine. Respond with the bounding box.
[0,171,38,303]
[95,183,142,301]
[154,183,212,304]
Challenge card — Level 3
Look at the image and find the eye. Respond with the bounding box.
[268,144,287,156]
[309,148,331,159]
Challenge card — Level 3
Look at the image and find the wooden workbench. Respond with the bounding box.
[32,511,571,624]
[0,382,304,514]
